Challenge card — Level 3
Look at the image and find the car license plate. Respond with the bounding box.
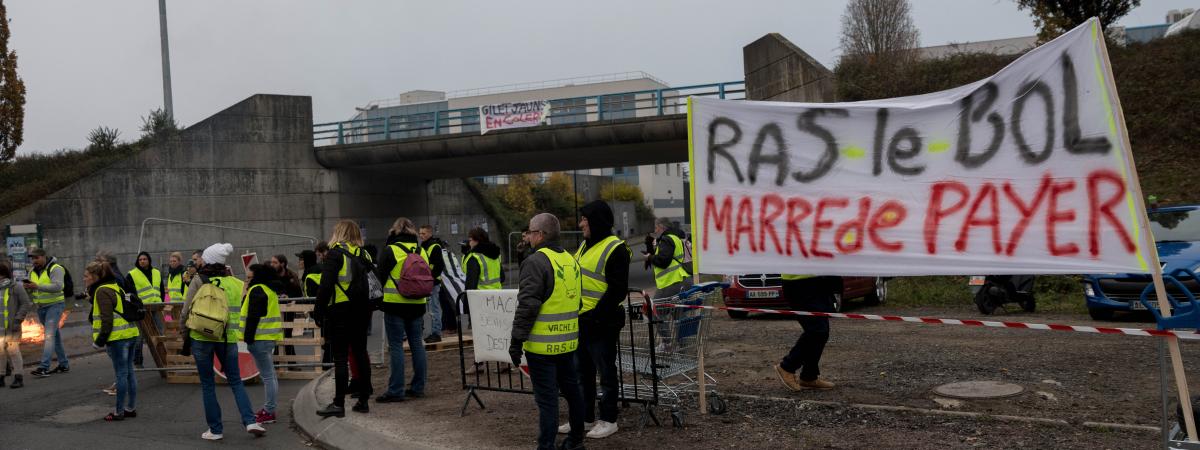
[747,290,779,299]
[968,276,986,286]
[1132,300,1157,311]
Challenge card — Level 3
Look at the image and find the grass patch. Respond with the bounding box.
[0,142,144,219]
[887,275,1086,314]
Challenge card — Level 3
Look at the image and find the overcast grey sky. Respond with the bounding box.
[10,0,1195,154]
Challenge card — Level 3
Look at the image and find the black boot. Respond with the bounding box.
[558,436,586,450]
[352,398,369,413]
[316,403,345,418]
[9,375,22,389]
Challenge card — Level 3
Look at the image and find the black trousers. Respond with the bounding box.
[527,351,584,450]
[577,321,620,423]
[326,316,370,407]
[779,277,836,381]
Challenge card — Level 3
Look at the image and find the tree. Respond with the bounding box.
[87,126,121,151]
[500,173,537,219]
[839,0,920,65]
[837,0,920,100]
[0,1,26,163]
[1016,0,1141,42]
[139,107,178,141]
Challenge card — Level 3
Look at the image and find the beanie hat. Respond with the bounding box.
[202,243,234,265]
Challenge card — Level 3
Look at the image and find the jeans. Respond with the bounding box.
[192,340,256,434]
[577,321,620,423]
[526,351,584,450]
[36,302,68,370]
[105,338,137,414]
[383,313,426,397]
[779,277,835,381]
[247,340,278,413]
[0,335,22,376]
[427,285,443,336]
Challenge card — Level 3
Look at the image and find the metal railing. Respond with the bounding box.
[313,81,746,146]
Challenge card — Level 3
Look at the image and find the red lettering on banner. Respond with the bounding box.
[811,198,848,259]
[1046,179,1079,256]
[785,198,813,257]
[759,194,786,255]
[954,184,1001,253]
[703,195,733,254]
[734,197,758,253]
[835,197,870,254]
[924,181,970,254]
[1088,170,1136,256]
[868,200,907,252]
[1001,175,1052,256]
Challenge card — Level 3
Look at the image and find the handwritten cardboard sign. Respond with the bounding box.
[688,19,1152,276]
[466,289,521,363]
[480,100,551,134]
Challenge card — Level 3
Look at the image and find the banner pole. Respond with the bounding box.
[1094,21,1196,441]
[686,97,708,415]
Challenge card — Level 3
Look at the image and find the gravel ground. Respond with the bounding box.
[343,303,1194,449]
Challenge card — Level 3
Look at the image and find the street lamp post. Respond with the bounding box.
[159,0,174,121]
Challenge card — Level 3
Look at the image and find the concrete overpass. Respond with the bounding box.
[311,81,744,178]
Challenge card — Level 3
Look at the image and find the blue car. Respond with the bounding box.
[1084,205,1200,320]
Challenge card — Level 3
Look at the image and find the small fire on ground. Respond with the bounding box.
[21,318,44,344]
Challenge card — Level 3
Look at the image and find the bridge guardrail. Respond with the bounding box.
[313,81,745,146]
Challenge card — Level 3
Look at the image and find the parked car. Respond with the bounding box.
[1084,204,1200,320]
[722,274,887,319]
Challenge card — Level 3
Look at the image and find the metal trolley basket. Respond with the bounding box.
[617,282,727,428]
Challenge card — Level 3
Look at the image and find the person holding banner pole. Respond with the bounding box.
[565,200,628,439]
[510,213,586,450]
[774,275,837,391]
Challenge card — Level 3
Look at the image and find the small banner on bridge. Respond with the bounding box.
[479,100,551,134]
[687,18,1154,277]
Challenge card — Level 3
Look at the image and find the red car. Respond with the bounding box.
[722,275,888,318]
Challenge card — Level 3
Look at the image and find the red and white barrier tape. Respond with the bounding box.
[657,303,1200,340]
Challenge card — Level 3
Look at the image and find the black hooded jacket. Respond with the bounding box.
[243,270,283,343]
[579,201,629,329]
[376,232,427,319]
[126,251,165,300]
[464,240,503,290]
[651,227,687,269]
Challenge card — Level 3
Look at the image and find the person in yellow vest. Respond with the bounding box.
[644,218,691,298]
[127,251,164,368]
[0,263,33,389]
[374,217,429,403]
[241,263,284,425]
[25,248,69,377]
[180,243,266,440]
[84,260,139,421]
[774,275,838,391]
[166,252,187,303]
[462,226,504,374]
[510,213,586,450]
[418,224,447,343]
[566,200,629,440]
[314,220,373,417]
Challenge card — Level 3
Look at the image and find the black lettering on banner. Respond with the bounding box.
[888,127,925,175]
[1011,80,1056,164]
[793,108,847,183]
[956,82,1005,169]
[872,108,889,176]
[707,117,745,183]
[748,123,789,186]
[1060,55,1112,155]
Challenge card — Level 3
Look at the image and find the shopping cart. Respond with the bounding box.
[617,281,728,428]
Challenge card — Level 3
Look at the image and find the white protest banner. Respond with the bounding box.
[480,100,551,134]
[688,19,1154,277]
[466,289,520,363]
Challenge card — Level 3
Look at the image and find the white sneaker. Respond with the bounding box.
[246,423,266,436]
[586,420,618,439]
[557,421,594,434]
[201,430,223,441]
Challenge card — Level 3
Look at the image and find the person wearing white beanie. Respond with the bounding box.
[202,243,234,266]
[181,243,265,440]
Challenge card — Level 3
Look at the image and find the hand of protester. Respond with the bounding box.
[92,342,104,350]
[509,341,524,366]
[23,281,38,290]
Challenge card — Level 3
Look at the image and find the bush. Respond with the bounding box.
[86,126,120,151]
[139,108,177,142]
[0,142,143,218]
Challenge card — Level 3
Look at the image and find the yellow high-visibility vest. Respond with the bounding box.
[574,235,626,314]
[523,248,582,356]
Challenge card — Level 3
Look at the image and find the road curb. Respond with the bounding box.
[292,369,410,450]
